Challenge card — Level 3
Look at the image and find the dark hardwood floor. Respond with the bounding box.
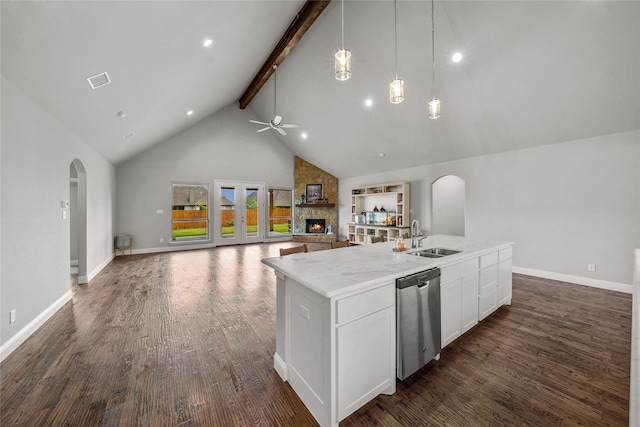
[1,243,631,426]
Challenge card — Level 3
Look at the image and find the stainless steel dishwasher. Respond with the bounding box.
[396,267,441,380]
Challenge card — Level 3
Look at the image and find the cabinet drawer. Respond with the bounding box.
[479,287,498,320]
[479,264,498,294]
[336,285,394,324]
[480,251,498,268]
[441,258,478,283]
[499,247,513,262]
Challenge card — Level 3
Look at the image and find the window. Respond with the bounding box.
[171,183,209,241]
[268,188,292,237]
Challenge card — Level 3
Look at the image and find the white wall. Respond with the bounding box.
[339,131,640,289]
[0,76,116,354]
[116,103,294,252]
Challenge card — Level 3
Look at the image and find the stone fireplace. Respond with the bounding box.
[306,219,326,234]
[292,156,338,244]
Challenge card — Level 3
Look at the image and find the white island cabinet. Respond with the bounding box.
[262,235,513,427]
[440,258,479,347]
[276,274,396,426]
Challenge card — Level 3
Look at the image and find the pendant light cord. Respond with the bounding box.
[394,0,399,80]
[431,0,436,96]
[341,0,345,50]
[273,65,277,116]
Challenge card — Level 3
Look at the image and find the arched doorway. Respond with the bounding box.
[431,175,466,237]
[70,159,88,284]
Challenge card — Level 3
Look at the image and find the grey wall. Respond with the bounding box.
[116,103,294,252]
[339,130,640,287]
[1,76,116,347]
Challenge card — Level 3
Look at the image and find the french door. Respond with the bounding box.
[213,180,265,245]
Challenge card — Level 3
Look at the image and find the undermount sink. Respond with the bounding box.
[410,248,462,258]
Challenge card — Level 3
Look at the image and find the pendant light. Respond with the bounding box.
[428,0,441,119]
[390,0,404,104]
[335,0,351,81]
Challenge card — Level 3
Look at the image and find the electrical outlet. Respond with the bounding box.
[587,263,596,272]
[10,309,16,324]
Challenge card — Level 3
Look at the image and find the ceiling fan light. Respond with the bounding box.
[428,98,441,119]
[335,49,352,81]
[390,79,405,104]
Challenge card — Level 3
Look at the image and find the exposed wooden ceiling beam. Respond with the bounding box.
[238,0,331,110]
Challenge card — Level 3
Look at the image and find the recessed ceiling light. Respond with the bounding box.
[203,38,213,48]
[116,110,126,118]
[452,52,463,62]
[122,132,134,140]
[365,98,373,107]
[301,133,308,139]
[187,110,194,116]
[379,153,386,158]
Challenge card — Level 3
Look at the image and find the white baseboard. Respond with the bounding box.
[274,352,288,381]
[87,254,115,283]
[513,266,632,294]
[130,242,216,255]
[0,290,72,363]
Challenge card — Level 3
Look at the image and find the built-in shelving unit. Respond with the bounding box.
[348,182,410,245]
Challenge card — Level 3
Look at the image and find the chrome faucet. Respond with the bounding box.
[411,220,427,248]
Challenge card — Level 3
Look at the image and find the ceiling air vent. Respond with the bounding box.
[87,72,110,90]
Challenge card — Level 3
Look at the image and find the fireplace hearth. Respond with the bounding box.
[306,219,326,234]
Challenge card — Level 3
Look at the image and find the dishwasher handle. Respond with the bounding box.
[417,280,431,289]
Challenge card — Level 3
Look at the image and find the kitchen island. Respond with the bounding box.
[262,235,514,427]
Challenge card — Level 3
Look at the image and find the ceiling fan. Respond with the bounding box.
[250,65,299,136]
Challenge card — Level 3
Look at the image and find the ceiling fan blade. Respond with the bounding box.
[281,124,299,129]
[250,120,270,126]
[256,127,271,133]
[276,127,287,136]
[273,115,283,126]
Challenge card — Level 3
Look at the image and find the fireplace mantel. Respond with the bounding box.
[296,203,335,208]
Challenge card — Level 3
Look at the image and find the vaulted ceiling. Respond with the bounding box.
[2,1,639,179]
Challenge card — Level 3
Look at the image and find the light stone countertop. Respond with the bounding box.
[262,235,513,298]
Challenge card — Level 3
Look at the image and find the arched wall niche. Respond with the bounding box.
[431,175,465,237]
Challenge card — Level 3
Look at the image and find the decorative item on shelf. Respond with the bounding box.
[373,205,379,212]
[380,205,386,212]
[316,198,329,204]
[300,194,305,204]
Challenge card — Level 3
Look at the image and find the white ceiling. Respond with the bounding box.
[2,1,639,179]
